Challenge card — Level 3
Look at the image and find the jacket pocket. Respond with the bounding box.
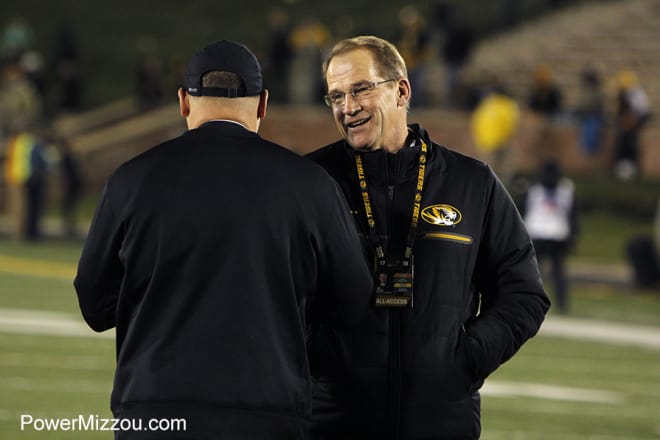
[455,325,483,394]
[423,232,474,245]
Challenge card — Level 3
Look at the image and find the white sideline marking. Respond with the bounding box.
[482,381,624,404]
[540,316,660,350]
[0,308,113,339]
[0,376,110,394]
[0,309,631,406]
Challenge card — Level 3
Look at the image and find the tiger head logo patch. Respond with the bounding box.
[421,204,462,226]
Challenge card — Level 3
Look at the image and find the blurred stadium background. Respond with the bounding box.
[0,0,659,438]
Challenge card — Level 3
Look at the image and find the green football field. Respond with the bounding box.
[0,238,659,439]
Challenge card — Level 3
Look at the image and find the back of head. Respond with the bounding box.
[193,70,258,109]
[181,40,266,129]
[200,71,243,94]
[185,40,263,98]
[322,35,408,84]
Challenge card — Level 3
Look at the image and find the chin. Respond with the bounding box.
[351,144,371,151]
[348,143,375,152]
[347,136,376,152]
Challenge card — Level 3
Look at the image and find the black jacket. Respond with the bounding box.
[307,124,550,439]
[74,121,373,439]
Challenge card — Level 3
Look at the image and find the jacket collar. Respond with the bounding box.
[188,120,259,138]
[340,123,437,185]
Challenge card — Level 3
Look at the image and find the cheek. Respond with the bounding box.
[332,109,345,128]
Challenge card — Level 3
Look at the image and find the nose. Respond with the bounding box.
[342,93,362,115]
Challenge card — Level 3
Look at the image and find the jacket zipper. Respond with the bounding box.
[386,153,401,439]
[389,309,401,439]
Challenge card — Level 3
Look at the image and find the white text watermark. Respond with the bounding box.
[20,414,187,433]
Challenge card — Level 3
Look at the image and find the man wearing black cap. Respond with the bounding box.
[74,40,373,439]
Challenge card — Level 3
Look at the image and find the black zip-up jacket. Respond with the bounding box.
[74,121,373,439]
[307,124,550,439]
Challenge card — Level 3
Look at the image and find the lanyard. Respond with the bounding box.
[354,139,428,259]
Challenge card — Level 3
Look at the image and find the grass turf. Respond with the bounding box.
[0,217,659,438]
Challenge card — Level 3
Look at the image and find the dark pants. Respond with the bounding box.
[25,179,45,240]
[534,239,569,312]
[626,236,660,288]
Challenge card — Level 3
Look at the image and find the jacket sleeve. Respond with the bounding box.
[467,170,551,380]
[73,182,124,332]
[313,178,374,328]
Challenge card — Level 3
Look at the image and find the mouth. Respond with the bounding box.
[346,117,371,129]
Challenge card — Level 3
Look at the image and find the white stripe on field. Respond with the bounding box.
[1,308,660,353]
[0,308,113,339]
[540,316,660,350]
[0,376,110,394]
[482,381,624,404]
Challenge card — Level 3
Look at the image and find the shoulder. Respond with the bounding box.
[110,135,184,182]
[243,138,343,199]
[429,142,513,212]
[431,142,493,181]
[306,140,347,167]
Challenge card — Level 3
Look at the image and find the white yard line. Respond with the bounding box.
[540,316,660,350]
[0,376,110,394]
[0,308,649,406]
[1,308,659,350]
[482,381,624,404]
[0,308,113,339]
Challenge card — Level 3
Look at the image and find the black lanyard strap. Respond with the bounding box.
[354,139,428,259]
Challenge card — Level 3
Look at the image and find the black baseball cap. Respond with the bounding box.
[184,40,263,97]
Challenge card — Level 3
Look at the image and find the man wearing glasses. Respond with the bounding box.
[307,36,550,439]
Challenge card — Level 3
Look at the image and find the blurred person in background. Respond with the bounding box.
[307,35,550,439]
[395,5,432,108]
[287,16,331,105]
[51,21,83,113]
[0,15,35,60]
[74,40,373,439]
[612,69,651,181]
[0,54,45,240]
[656,197,660,271]
[522,159,578,313]
[3,130,48,240]
[51,135,83,238]
[470,74,520,184]
[528,64,562,117]
[440,10,473,108]
[625,195,660,289]
[575,66,605,157]
[164,52,187,94]
[264,6,293,103]
[527,64,563,164]
[134,36,165,109]
[0,54,43,137]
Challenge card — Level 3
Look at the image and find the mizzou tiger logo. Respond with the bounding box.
[421,204,462,226]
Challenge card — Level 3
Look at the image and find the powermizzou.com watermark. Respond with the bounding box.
[20,414,187,433]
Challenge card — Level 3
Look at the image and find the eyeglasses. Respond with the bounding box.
[323,79,397,107]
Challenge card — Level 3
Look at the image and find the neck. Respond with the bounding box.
[186,96,260,132]
[381,143,406,154]
[200,118,250,130]
[381,121,412,153]
[380,127,413,154]
[188,114,256,132]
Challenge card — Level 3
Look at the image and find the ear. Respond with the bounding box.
[396,79,411,108]
[257,89,269,120]
[178,88,190,118]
